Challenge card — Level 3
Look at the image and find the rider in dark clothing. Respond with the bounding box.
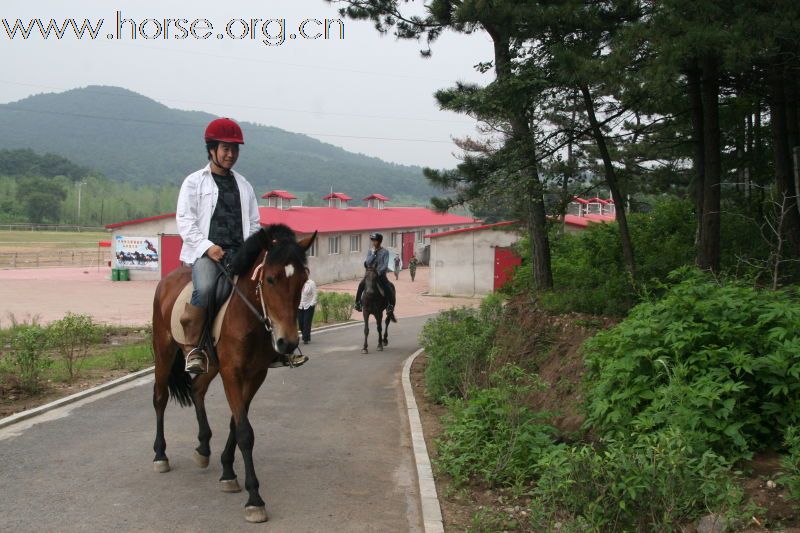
[354,233,396,314]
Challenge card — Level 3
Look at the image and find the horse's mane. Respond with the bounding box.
[228,224,308,275]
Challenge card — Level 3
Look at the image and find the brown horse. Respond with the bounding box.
[151,224,316,523]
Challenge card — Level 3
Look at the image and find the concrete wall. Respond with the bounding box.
[429,229,521,297]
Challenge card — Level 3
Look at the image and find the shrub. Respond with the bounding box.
[436,365,560,488]
[779,426,800,505]
[317,291,354,323]
[48,313,101,382]
[420,293,504,402]
[8,325,52,392]
[532,428,743,532]
[583,267,800,462]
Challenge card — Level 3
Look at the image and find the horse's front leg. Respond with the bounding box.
[376,312,384,351]
[222,367,269,523]
[383,314,390,345]
[191,368,218,468]
[219,416,242,493]
[362,313,369,354]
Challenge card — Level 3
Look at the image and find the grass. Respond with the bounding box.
[0,230,109,250]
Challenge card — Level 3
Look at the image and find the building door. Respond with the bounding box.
[402,232,415,264]
[159,234,183,279]
[494,247,521,291]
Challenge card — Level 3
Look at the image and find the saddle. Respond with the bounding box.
[170,275,238,346]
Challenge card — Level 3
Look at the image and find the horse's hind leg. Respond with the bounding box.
[219,416,242,493]
[191,368,218,468]
[362,314,369,354]
[376,312,384,351]
[152,339,174,473]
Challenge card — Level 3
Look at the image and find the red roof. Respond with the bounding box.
[363,193,390,202]
[428,221,519,239]
[323,192,353,201]
[106,206,477,234]
[262,190,297,200]
[260,206,476,234]
[105,213,175,229]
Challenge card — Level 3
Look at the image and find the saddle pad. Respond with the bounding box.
[170,277,237,346]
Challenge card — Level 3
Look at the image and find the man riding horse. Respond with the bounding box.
[176,118,305,374]
[354,232,396,318]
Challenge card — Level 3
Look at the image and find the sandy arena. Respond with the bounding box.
[0,266,476,328]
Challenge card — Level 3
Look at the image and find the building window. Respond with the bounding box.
[416,230,424,243]
[307,239,317,257]
[328,236,341,255]
[350,234,361,253]
[390,232,398,247]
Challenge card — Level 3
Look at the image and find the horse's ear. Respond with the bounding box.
[298,231,317,252]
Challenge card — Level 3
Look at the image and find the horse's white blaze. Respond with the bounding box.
[285,264,295,278]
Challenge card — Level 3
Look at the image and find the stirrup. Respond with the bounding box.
[185,347,208,375]
[268,353,309,369]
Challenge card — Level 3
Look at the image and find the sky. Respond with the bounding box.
[0,0,494,169]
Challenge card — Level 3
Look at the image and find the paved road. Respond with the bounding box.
[0,316,430,532]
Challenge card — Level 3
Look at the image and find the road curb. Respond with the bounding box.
[0,320,361,430]
[0,366,155,430]
[402,348,444,533]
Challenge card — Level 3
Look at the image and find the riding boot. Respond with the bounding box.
[180,303,208,374]
[387,285,396,313]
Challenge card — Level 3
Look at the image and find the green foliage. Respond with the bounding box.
[16,175,68,223]
[779,426,800,505]
[436,365,560,489]
[583,268,800,462]
[317,291,354,323]
[531,429,744,532]
[420,294,504,402]
[7,325,52,392]
[48,313,101,382]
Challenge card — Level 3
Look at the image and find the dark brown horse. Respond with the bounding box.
[151,224,315,523]
[360,266,395,354]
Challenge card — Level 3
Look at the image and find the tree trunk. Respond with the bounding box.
[686,64,705,247]
[697,56,722,272]
[580,84,636,278]
[491,31,553,290]
[768,62,800,258]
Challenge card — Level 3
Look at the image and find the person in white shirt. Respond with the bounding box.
[298,278,317,344]
[175,118,260,374]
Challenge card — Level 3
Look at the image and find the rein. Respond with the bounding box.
[213,254,273,333]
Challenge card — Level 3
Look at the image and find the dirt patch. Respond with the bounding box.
[0,367,144,418]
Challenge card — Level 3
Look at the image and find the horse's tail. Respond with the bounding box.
[167,349,193,407]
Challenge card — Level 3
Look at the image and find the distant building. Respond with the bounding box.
[105,191,478,283]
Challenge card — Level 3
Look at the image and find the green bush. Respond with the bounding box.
[532,428,743,532]
[317,291,354,323]
[8,325,52,392]
[420,293,504,402]
[583,267,800,462]
[436,365,560,489]
[48,313,101,382]
[779,426,800,505]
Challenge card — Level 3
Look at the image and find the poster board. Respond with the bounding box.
[114,235,159,270]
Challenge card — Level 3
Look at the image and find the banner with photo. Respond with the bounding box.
[114,236,159,270]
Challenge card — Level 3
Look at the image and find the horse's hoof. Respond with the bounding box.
[193,450,210,468]
[152,460,170,473]
[220,478,242,493]
[377,345,383,351]
[361,349,368,354]
[245,505,269,523]
[383,338,389,346]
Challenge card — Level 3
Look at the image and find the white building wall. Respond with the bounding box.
[430,229,521,297]
[110,218,177,281]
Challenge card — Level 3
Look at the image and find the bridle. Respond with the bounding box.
[213,252,273,334]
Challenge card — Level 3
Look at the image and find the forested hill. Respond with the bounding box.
[0,86,434,200]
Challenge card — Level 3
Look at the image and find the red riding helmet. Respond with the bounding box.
[204,118,244,144]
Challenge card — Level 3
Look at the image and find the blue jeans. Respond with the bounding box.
[190,255,221,307]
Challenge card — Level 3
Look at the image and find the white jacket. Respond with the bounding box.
[176,164,261,265]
